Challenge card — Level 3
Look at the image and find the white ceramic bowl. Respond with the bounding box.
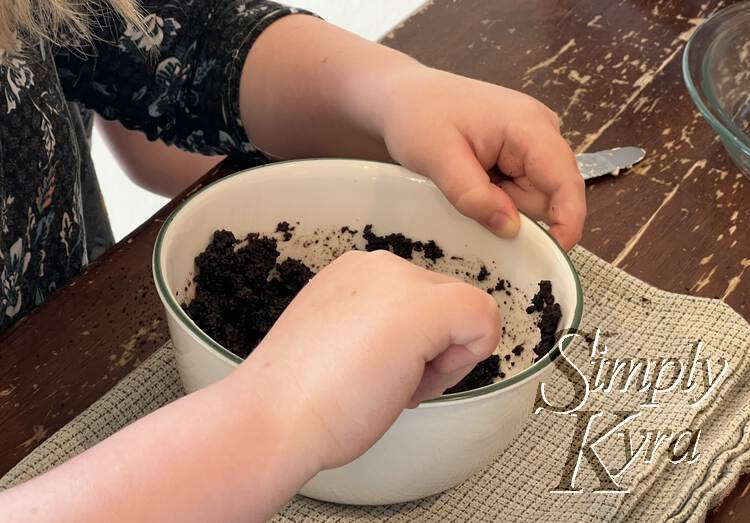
[153,159,582,505]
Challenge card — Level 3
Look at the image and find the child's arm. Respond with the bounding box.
[0,251,499,522]
[0,375,316,522]
[241,15,586,250]
[96,118,223,197]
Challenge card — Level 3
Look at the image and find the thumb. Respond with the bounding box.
[415,131,520,238]
[406,282,502,405]
[408,345,483,406]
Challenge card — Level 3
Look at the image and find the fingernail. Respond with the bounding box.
[487,211,520,238]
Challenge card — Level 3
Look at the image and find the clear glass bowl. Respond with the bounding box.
[684,2,750,178]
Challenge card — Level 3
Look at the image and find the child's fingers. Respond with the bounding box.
[548,181,587,250]
[520,132,586,250]
[414,287,501,403]
[498,178,548,220]
[420,132,521,239]
[500,179,584,250]
[418,281,501,363]
[408,349,477,406]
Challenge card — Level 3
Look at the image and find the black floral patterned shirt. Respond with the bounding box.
[0,1,306,331]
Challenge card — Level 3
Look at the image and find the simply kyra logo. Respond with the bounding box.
[533,329,729,494]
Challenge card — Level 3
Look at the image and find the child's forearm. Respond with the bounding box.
[0,372,318,523]
[240,14,417,160]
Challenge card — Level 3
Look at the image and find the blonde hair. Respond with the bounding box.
[0,0,147,51]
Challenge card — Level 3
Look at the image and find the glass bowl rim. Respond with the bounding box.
[683,1,750,153]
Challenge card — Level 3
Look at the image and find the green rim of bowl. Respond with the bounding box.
[683,2,750,153]
[153,159,584,406]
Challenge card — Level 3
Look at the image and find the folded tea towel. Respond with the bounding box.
[3,248,750,523]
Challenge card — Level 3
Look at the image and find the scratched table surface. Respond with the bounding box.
[1,0,748,520]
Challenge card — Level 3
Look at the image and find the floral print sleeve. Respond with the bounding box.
[55,1,312,155]
[0,2,316,332]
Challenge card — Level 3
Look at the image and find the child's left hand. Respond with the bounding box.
[373,66,586,250]
[243,16,586,250]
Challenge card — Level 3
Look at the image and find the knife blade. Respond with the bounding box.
[576,147,646,180]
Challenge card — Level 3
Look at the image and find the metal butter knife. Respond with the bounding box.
[576,146,645,180]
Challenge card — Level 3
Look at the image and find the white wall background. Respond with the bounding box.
[93,0,426,241]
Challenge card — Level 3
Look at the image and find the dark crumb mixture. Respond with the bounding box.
[421,240,444,263]
[184,225,562,395]
[275,221,295,241]
[185,230,312,358]
[446,281,562,393]
[526,280,563,361]
[445,355,500,394]
[363,224,444,262]
[486,278,508,295]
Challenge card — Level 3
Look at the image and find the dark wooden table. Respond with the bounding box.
[1,0,748,519]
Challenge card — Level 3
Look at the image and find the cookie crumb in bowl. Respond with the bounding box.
[275,221,295,241]
[183,223,562,394]
[526,280,563,361]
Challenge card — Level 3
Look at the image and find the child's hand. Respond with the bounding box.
[243,16,585,250]
[375,66,586,250]
[0,251,499,522]
[227,249,500,470]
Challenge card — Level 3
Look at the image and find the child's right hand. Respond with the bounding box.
[226,249,501,471]
[0,250,501,522]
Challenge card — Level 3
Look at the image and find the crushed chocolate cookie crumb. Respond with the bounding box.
[363,224,417,259]
[276,221,295,241]
[445,355,500,394]
[422,240,444,263]
[527,280,562,361]
[186,224,561,395]
[185,230,312,358]
[362,224,444,262]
